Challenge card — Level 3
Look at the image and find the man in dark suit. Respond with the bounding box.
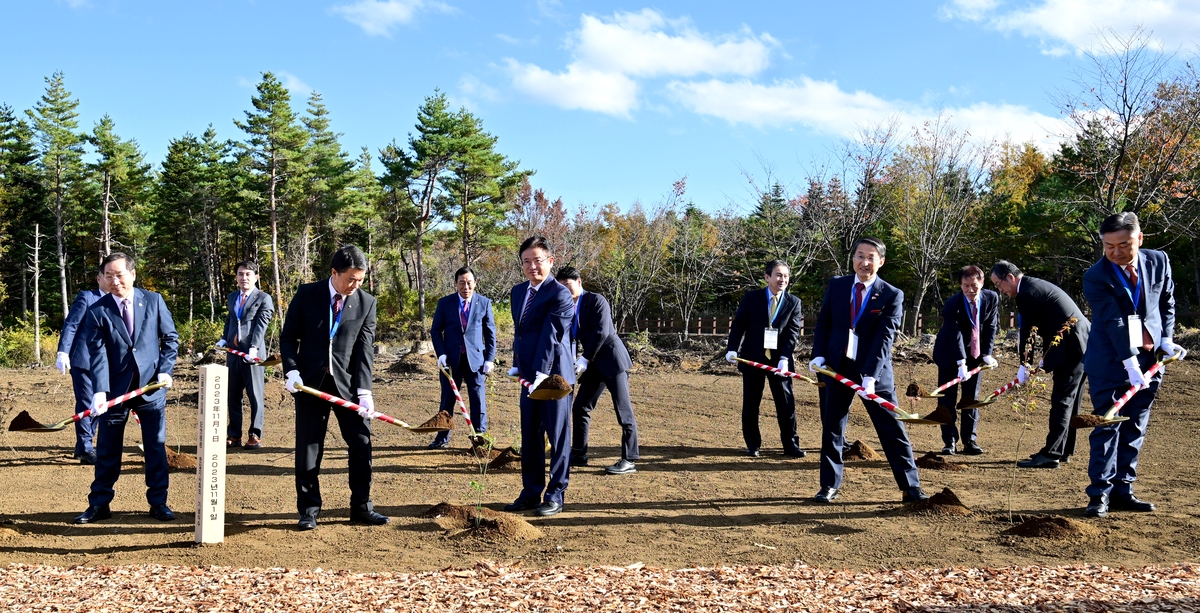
[504,235,575,517]
[724,259,805,458]
[281,245,387,530]
[428,265,496,449]
[809,238,926,503]
[1081,212,1185,517]
[932,265,1000,455]
[991,260,1091,469]
[56,272,107,465]
[216,260,275,450]
[556,266,640,475]
[73,252,179,524]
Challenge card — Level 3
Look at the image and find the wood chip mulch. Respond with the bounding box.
[1,562,1197,611]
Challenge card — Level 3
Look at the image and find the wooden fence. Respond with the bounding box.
[618,312,1023,337]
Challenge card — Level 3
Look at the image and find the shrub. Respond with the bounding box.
[0,317,61,368]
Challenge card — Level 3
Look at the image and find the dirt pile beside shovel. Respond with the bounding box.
[417,411,455,432]
[421,503,542,541]
[8,410,44,431]
[921,406,954,424]
[535,374,572,393]
[905,382,927,398]
[903,487,971,516]
[915,452,967,471]
[1002,515,1100,540]
[844,440,882,461]
[165,446,198,471]
[1071,414,1112,428]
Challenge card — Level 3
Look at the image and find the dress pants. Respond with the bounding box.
[740,369,801,453]
[819,357,921,491]
[88,398,169,507]
[227,355,266,440]
[571,370,640,461]
[1086,351,1159,498]
[430,356,487,446]
[1039,360,1086,460]
[517,387,571,505]
[937,356,983,447]
[69,366,97,457]
[294,374,375,517]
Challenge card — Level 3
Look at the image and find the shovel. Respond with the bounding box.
[215,345,282,367]
[921,362,996,398]
[506,373,572,400]
[961,373,1024,409]
[437,364,483,442]
[292,384,450,433]
[733,357,825,387]
[1071,351,1183,429]
[9,382,168,433]
[811,365,944,425]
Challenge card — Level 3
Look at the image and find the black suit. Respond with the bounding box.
[570,291,639,461]
[280,279,378,517]
[1015,276,1091,460]
[726,288,803,454]
[932,289,999,446]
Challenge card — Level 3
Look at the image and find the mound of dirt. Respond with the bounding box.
[903,487,971,516]
[417,411,454,432]
[488,448,522,469]
[905,382,926,398]
[915,452,967,471]
[1002,515,1100,539]
[535,374,572,393]
[698,352,737,375]
[165,447,197,471]
[628,345,683,370]
[921,406,954,424]
[844,440,882,461]
[465,446,520,470]
[387,352,439,376]
[421,502,542,541]
[8,410,44,431]
[1071,414,1113,428]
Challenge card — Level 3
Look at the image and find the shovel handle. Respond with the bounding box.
[437,364,478,437]
[733,357,824,386]
[216,345,266,364]
[929,363,993,396]
[71,382,166,425]
[293,384,407,428]
[1102,352,1183,420]
[980,375,1022,403]
[813,365,916,418]
[506,374,536,392]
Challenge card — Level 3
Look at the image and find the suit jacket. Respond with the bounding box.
[280,279,376,400]
[1083,249,1175,389]
[727,287,802,373]
[812,275,904,389]
[431,292,496,372]
[84,289,179,405]
[222,288,275,352]
[574,291,632,379]
[933,289,1000,365]
[510,278,575,384]
[1016,276,1090,372]
[59,288,104,366]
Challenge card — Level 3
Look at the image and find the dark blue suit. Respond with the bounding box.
[726,288,803,453]
[1082,249,1175,499]
[58,288,104,456]
[510,278,575,506]
[812,275,920,492]
[222,289,275,440]
[429,292,496,445]
[570,291,639,461]
[82,289,179,508]
[932,289,999,446]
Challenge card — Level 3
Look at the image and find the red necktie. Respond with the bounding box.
[332,293,343,321]
[1127,265,1154,350]
[519,287,537,325]
[967,299,980,358]
[850,282,865,325]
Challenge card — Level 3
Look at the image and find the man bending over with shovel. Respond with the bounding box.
[1081,212,1186,518]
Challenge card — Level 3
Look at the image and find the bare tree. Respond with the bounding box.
[28,223,43,367]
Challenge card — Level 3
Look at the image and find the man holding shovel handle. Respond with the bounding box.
[216,260,275,450]
[931,265,999,456]
[1080,212,1187,518]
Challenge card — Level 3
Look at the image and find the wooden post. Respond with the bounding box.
[196,364,228,544]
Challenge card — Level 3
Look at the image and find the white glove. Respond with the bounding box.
[857,376,876,398]
[1016,364,1029,384]
[983,354,998,368]
[216,339,227,348]
[356,394,378,420]
[725,351,737,364]
[957,360,970,381]
[285,370,303,393]
[246,347,259,362]
[91,392,109,417]
[1123,356,1148,389]
[808,356,826,373]
[1160,339,1187,361]
[532,372,549,390]
[157,373,173,389]
[437,354,448,367]
[55,352,70,374]
[507,367,519,377]
[777,358,788,373]
[483,361,494,375]
[575,357,589,377]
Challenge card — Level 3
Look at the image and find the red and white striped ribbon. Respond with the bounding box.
[294,384,406,428]
[734,357,820,385]
[216,346,264,364]
[437,365,476,435]
[978,375,1022,404]
[1108,361,1166,416]
[74,382,166,423]
[929,364,986,396]
[815,368,912,416]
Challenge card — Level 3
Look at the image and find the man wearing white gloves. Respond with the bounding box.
[724,260,804,458]
[810,238,925,504]
[280,245,386,530]
[1081,212,1186,518]
[931,265,1000,456]
[427,266,496,449]
[56,271,107,465]
[73,253,178,524]
[218,260,274,450]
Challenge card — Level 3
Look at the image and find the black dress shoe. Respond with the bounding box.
[604,459,636,475]
[350,509,390,525]
[902,487,929,503]
[1110,495,1156,512]
[149,504,176,521]
[1085,494,1109,518]
[746,449,761,457]
[1016,454,1059,469]
[961,442,984,455]
[298,514,318,531]
[783,448,808,458]
[73,505,111,524]
[568,455,589,467]
[503,499,539,512]
[427,439,450,450]
[79,452,98,465]
[534,501,563,517]
[814,486,839,503]
[941,445,957,455]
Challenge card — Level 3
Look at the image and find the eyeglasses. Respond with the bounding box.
[103,271,131,281]
[521,257,550,268]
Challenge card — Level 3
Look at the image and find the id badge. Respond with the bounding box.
[763,328,779,350]
[845,329,858,360]
[1127,315,1143,350]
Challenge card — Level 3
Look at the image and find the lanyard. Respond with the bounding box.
[850,282,868,329]
[329,298,345,340]
[236,291,249,320]
[766,288,785,326]
[963,294,979,329]
[1110,259,1142,310]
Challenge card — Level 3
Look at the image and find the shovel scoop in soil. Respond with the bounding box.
[9,382,167,432]
[508,373,572,400]
[1071,352,1181,429]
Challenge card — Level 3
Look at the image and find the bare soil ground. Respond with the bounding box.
[0,346,1199,572]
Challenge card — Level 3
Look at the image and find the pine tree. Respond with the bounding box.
[0,104,43,309]
[88,115,150,257]
[296,91,353,280]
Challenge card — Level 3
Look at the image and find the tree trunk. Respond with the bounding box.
[269,161,283,314]
[366,219,374,293]
[909,276,931,336]
[1193,237,1200,309]
[54,159,68,320]
[21,266,27,317]
[102,172,112,256]
[415,216,427,340]
[32,223,42,367]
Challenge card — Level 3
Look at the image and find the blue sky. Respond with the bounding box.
[3,0,1195,213]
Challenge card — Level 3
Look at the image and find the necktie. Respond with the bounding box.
[1127,265,1154,350]
[460,299,469,329]
[851,282,865,325]
[519,287,537,325]
[121,299,133,339]
[572,303,580,340]
[766,293,780,359]
[332,293,343,323]
[235,292,249,345]
[967,299,980,358]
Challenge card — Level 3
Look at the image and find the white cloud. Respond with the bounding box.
[454,74,501,108]
[507,60,639,117]
[60,0,90,7]
[939,0,1000,21]
[278,72,314,98]
[331,0,452,37]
